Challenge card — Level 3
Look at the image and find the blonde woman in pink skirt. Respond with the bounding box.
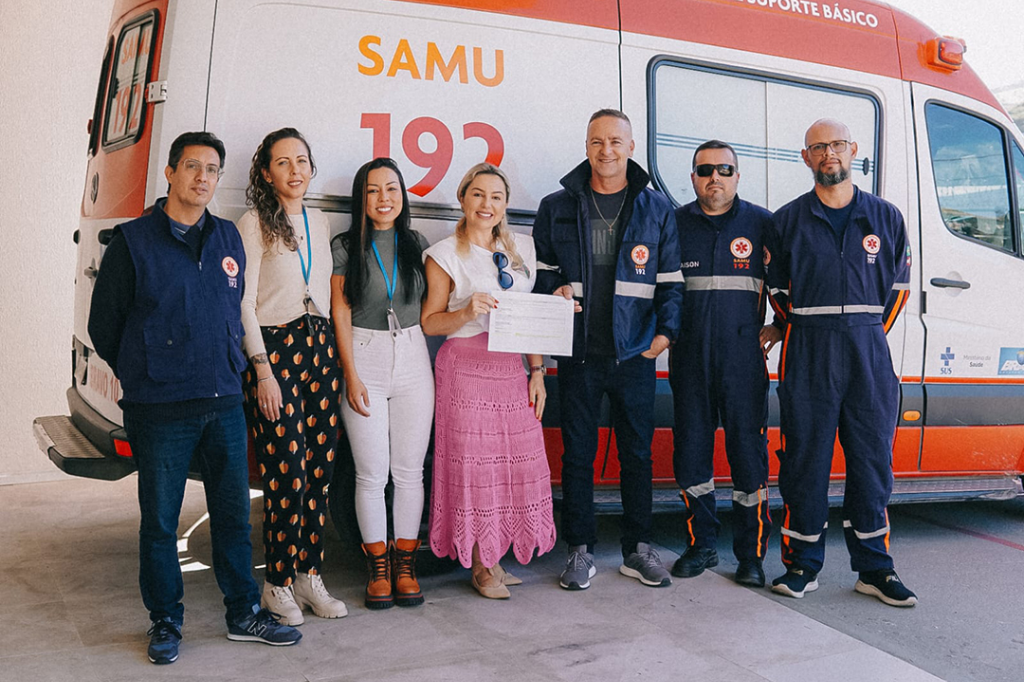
[421,163,557,599]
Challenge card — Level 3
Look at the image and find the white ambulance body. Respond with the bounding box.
[36,0,1024,513]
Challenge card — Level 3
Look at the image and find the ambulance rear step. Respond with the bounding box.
[33,415,135,481]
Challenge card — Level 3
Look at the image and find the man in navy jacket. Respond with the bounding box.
[764,119,916,607]
[669,140,780,588]
[533,110,683,590]
[89,132,301,664]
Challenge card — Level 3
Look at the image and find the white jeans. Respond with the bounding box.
[341,325,434,543]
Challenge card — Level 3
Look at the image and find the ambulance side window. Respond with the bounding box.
[103,14,156,150]
[924,103,1014,254]
[648,61,879,211]
[1012,143,1024,256]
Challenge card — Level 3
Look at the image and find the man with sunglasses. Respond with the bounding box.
[89,132,302,664]
[533,109,683,591]
[764,119,915,606]
[669,140,780,588]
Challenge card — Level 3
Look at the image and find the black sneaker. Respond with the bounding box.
[146,618,181,665]
[855,570,918,607]
[670,546,719,578]
[227,606,302,646]
[771,568,818,598]
[735,559,765,588]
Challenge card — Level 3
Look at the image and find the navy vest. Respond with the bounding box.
[116,202,247,404]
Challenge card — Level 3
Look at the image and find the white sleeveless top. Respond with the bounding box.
[423,232,537,339]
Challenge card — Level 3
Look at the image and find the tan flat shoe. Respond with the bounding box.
[471,567,511,599]
[492,562,523,586]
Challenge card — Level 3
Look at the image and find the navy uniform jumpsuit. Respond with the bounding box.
[764,187,910,574]
[670,197,775,562]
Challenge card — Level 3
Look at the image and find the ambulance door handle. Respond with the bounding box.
[98,229,115,245]
[84,265,98,280]
[930,277,971,290]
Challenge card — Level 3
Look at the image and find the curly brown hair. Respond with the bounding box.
[245,127,317,251]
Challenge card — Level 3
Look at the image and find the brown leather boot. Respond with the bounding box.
[362,541,393,610]
[391,539,425,607]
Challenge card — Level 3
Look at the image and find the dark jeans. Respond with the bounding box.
[123,404,260,626]
[558,354,656,556]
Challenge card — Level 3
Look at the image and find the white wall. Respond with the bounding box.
[0,1,112,483]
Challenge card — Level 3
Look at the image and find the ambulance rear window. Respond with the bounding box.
[648,61,879,211]
[103,13,156,150]
[925,104,1014,254]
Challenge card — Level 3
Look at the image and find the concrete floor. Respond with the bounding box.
[0,477,941,682]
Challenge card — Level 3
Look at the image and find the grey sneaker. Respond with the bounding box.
[559,545,596,590]
[620,543,672,587]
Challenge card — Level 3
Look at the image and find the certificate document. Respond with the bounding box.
[487,290,574,356]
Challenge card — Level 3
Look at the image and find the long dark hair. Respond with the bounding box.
[245,127,317,251]
[339,158,425,309]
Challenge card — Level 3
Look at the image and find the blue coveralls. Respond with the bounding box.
[670,198,774,562]
[764,187,910,574]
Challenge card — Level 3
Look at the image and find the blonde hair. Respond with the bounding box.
[454,163,524,271]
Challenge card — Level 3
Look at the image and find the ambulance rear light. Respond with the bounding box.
[114,437,133,458]
[927,36,965,71]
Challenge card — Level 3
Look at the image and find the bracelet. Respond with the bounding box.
[257,376,275,383]
[530,365,545,374]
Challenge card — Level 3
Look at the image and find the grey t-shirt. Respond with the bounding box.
[332,227,429,331]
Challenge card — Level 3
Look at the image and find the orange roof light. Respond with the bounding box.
[927,36,965,71]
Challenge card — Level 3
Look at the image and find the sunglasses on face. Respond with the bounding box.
[493,251,514,290]
[694,163,736,177]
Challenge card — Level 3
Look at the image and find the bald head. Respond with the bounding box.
[804,118,852,148]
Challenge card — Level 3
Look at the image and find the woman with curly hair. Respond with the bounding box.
[237,127,346,624]
[330,158,432,610]
[421,163,556,599]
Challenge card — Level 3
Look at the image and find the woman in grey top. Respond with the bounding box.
[331,158,432,610]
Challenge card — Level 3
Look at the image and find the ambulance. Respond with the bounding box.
[34,0,1024,542]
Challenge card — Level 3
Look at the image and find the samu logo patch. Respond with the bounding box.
[863,234,880,264]
[630,244,649,275]
[222,256,240,288]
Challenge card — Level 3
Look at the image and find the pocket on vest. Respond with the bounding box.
[226,320,247,373]
[143,323,194,383]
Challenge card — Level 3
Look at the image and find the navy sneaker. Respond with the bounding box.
[771,568,819,598]
[227,606,302,646]
[146,618,181,665]
[855,569,918,607]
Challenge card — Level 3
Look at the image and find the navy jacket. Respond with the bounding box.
[88,200,248,405]
[675,197,775,343]
[532,159,683,361]
[764,187,910,331]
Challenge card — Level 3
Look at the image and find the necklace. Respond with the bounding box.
[590,188,626,235]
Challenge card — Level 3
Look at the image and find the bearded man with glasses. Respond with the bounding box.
[763,119,915,607]
[668,140,780,588]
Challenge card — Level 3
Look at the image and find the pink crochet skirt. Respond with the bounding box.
[428,333,556,568]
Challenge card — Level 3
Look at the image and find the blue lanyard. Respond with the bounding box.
[370,231,398,305]
[297,207,312,285]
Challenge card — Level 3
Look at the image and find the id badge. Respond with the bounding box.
[387,307,402,334]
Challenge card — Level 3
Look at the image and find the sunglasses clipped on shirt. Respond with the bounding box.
[492,251,514,290]
[694,163,736,178]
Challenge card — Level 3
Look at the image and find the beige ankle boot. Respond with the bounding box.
[261,581,304,625]
[293,572,348,619]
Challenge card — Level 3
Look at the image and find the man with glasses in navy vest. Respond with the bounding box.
[669,140,780,588]
[89,132,302,665]
[764,119,916,607]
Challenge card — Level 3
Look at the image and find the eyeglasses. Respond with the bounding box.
[492,251,514,290]
[694,163,735,177]
[806,140,850,156]
[180,158,224,179]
